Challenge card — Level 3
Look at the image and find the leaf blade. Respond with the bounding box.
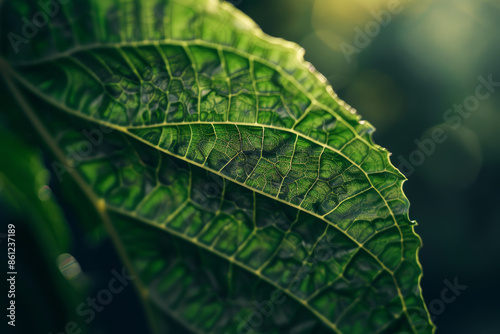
[1,0,434,333]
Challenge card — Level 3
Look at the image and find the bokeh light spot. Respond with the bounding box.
[57,253,82,280]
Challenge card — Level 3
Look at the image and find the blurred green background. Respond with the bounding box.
[1,0,499,333]
[234,0,500,332]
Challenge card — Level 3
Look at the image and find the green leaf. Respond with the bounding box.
[0,121,87,333]
[0,0,434,333]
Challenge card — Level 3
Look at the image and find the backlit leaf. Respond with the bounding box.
[0,0,434,333]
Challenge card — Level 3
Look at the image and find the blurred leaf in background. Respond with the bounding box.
[0,110,87,333]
